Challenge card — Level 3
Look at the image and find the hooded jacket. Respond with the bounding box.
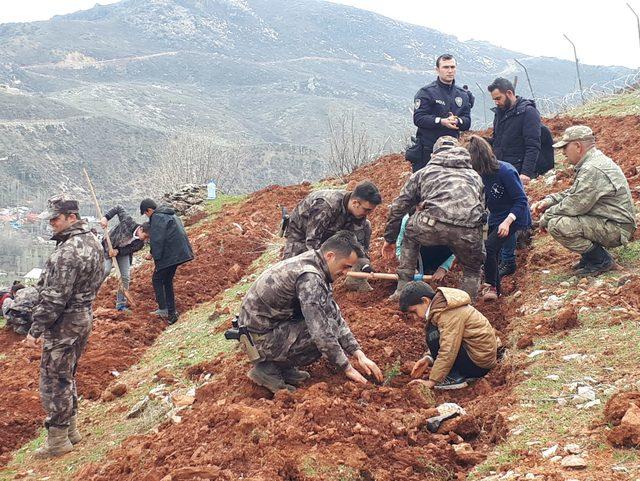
[149,206,194,271]
[384,146,485,242]
[490,97,542,178]
[427,287,500,383]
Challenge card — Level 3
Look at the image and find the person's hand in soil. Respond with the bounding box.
[144,253,153,261]
[409,379,436,389]
[351,350,384,383]
[22,334,41,349]
[411,354,433,379]
[345,364,369,384]
[531,199,550,216]
[431,267,447,283]
[381,241,396,260]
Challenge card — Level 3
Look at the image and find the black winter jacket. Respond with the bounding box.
[412,79,472,169]
[149,206,194,271]
[490,97,541,178]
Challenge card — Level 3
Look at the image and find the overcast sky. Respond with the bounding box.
[1,0,639,69]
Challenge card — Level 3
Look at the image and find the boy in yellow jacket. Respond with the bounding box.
[399,281,500,389]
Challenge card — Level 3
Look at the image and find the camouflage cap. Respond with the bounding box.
[39,195,80,220]
[552,125,595,148]
[432,135,459,153]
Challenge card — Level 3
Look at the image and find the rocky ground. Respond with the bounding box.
[0,114,639,480]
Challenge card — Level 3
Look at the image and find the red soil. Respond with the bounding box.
[0,183,311,465]
[3,113,639,478]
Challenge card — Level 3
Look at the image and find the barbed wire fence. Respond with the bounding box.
[474,69,640,129]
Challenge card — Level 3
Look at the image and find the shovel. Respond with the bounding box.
[82,168,135,308]
[346,272,433,282]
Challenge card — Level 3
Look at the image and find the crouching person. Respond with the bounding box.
[400,282,501,390]
[5,286,39,335]
[238,231,383,393]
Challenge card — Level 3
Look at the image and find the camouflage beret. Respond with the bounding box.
[39,195,80,220]
[552,125,594,148]
[432,135,459,153]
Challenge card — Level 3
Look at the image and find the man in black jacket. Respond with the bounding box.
[100,206,150,311]
[487,77,542,277]
[140,198,194,324]
[410,54,472,172]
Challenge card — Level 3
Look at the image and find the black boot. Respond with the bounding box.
[571,253,588,271]
[498,261,516,278]
[576,244,615,276]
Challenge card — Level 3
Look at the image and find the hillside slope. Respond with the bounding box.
[1,94,639,480]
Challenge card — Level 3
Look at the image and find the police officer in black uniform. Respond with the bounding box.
[410,54,472,172]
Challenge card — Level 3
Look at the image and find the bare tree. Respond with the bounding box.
[326,110,381,179]
[152,134,244,195]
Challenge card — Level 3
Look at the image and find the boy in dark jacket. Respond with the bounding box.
[140,198,194,324]
[100,205,150,310]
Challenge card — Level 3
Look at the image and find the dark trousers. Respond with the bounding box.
[419,245,453,274]
[426,323,490,379]
[485,225,517,294]
[152,265,178,314]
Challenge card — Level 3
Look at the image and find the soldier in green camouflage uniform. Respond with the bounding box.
[382,136,486,299]
[5,286,39,335]
[534,126,636,275]
[239,232,383,393]
[283,181,382,291]
[24,196,104,458]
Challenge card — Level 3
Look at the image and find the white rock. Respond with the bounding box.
[542,269,551,274]
[563,354,584,361]
[528,350,547,358]
[557,398,568,406]
[604,387,618,396]
[546,375,560,381]
[564,444,582,454]
[576,386,596,401]
[579,399,601,409]
[542,444,559,458]
[525,474,536,480]
[550,455,563,463]
[543,295,564,310]
[561,455,587,469]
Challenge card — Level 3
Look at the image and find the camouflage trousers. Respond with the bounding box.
[6,311,32,335]
[40,311,92,429]
[251,319,322,367]
[546,214,635,254]
[399,213,485,299]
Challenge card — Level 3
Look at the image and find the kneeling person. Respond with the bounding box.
[533,126,636,275]
[400,282,501,390]
[239,232,383,393]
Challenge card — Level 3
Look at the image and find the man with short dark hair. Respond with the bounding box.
[238,232,383,393]
[533,126,636,275]
[141,198,194,324]
[400,281,500,390]
[283,181,382,291]
[23,195,104,458]
[487,76,542,278]
[409,54,472,172]
[100,205,150,311]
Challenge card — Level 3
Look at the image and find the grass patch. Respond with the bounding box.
[473,306,640,477]
[568,90,640,118]
[613,240,640,266]
[0,317,5,329]
[0,247,281,481]
[300,457,359,480]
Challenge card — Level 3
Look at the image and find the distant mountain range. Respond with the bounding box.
[0,0,631,207]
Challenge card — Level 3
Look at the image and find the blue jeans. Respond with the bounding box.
[104,255,131,308]
[499,231,517,265]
